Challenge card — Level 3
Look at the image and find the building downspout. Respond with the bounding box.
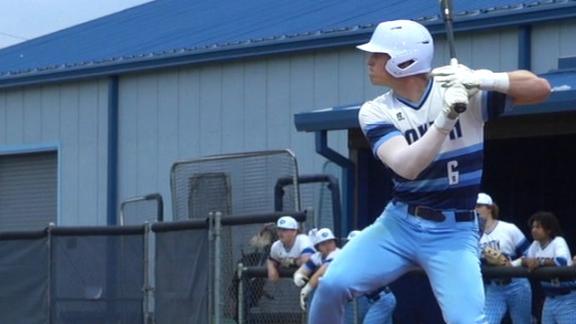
[107,76,119,225]
[315,130,354,239]
[518,25,532,70]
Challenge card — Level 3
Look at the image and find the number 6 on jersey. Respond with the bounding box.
[447,160,459,185]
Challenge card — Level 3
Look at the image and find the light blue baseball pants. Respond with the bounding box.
[541,291,576,324]
[363,290,396,324]
[484,278,532,324]
[308,201,486,324]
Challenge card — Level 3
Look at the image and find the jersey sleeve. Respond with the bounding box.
[552,237,572,266]
[358,101,402,156]
[323,249,341,263]
[510,224,530,257]
[304,253,321,272]
[268,241,281,262]
[298,234,316,255]
[479,91,512,122]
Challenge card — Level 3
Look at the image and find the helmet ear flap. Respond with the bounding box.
[358,20,434,78]
[386,58,417,77]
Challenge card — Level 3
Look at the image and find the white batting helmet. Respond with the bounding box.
[313,228,336,246]
[276,216,298,230]
[357,20,434,78]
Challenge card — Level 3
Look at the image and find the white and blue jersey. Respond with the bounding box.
[480,220,530,261]
[269,234,315,264]
[526,236,576,324]
[525,236,576,295]
[359,79,508,209]
[304,248,341,273]
[480,220,532,324]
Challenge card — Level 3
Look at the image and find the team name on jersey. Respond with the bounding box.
[480,240,501,251]
[404,120,463,145]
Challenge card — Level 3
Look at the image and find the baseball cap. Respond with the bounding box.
[313,228,336,246]
[276,216,298,230]
[346,230,361,241]
[476,193,493,205]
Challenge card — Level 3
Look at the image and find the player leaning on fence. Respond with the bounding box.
[308,19,550,324]
[293,228,340,310]
[522,211,576,324]
[266,216,315,282]
[476,193,533,324]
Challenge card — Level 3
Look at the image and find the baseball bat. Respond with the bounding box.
[439,0,467,113]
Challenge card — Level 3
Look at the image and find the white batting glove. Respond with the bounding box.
[431,59,509,93]
[300,283,313,311]
[293,271,309,288]
[433,81,468,134]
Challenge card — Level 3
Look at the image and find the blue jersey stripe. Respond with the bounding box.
[364,123,401,154]
[415,150,484,181]
[436,143,483,161]
[515,239,531,258]
[485,91,508,121]
[301,247,315,255]
[394,170,482,193]
[372,131,402,155]
[394,185,481,209]
[555,257,568,266]
[393,148,484,184]
[304,260,317,272]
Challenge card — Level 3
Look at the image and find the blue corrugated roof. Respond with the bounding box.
[0,0,575,86]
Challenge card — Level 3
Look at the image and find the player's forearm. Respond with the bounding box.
[309,266,327,288]
[507,70,551,105]
[267,260,280,281]
[377,128,447,180]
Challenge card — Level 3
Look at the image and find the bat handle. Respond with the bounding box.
[453,103,467,113]
[449,58,467,113]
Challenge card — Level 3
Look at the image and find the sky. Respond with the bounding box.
[0,0,153,49]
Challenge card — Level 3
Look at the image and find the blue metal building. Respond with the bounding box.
[0,0,575,239]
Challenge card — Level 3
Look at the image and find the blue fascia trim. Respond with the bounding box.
[107,76,119,226]
[2,5,576,89]
[0,143,59,155]
[294,104,361,132]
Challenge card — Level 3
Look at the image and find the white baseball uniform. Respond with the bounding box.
[525,236,576,324]
[269,234,315,263]
[479,220,532,324]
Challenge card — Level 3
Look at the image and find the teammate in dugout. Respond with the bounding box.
[293,228,341,311]
[267,216,315,282]
[308,19,550,324]
[522,211,576,324]
[476,193,533,324]
[295,229,397,324]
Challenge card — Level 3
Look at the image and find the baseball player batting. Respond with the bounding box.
[476,193,532,324]
[308,19,550,324]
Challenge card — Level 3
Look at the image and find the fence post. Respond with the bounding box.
[237,262,245,324]
[143,222,155,324]
[47,222,55,324]
[213,211,223,324]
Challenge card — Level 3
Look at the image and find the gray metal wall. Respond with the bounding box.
[1,22,575,225]
[0,80,109,226]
